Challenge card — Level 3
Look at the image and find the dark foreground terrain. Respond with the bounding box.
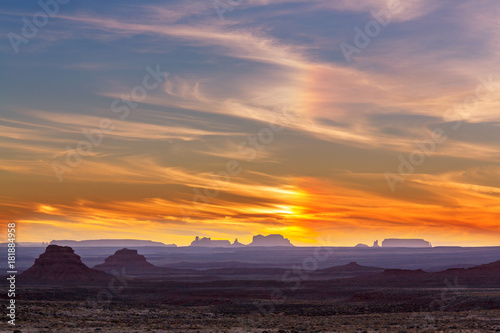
[5,245,500,332]
[10,284,500,332]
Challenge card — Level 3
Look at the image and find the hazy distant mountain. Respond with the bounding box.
[50,239,176,247]
[248,234,293,247]
[382,238,432,248]
[0,242,48,247]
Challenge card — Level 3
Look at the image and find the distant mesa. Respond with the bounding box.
[20,245,109,284]
[50,239,176,247]
[0,242,48,247]
[248,234,293,247]
[189,234,293,247]
[372,240,380,248]
[382,238,432,248]
[94,248,157,275]
[355,243,369,248]
[190,236,231,247]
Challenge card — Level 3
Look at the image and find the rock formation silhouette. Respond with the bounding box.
[94,248,157,275]
[231,238,245,247]
[382,238,432,247]
[248,234,293,247]
[20,245,109,284]
[190,236,231,247]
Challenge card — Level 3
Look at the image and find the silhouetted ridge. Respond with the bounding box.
[346,262,361,267]
[318,262,384,273]
[472,259,500,269]
[381,269,428,275]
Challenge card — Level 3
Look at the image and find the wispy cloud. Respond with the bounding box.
[1,0,500,245]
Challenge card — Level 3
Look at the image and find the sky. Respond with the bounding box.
[1,0,500,246]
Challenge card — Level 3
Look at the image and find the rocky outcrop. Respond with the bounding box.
[94,248,157,275]
[248,234,293,247]
[382,239,432,248]
[20,245,109,284]
[231,238,245,247]
[190,236,231,247]
[372,240,380,248]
